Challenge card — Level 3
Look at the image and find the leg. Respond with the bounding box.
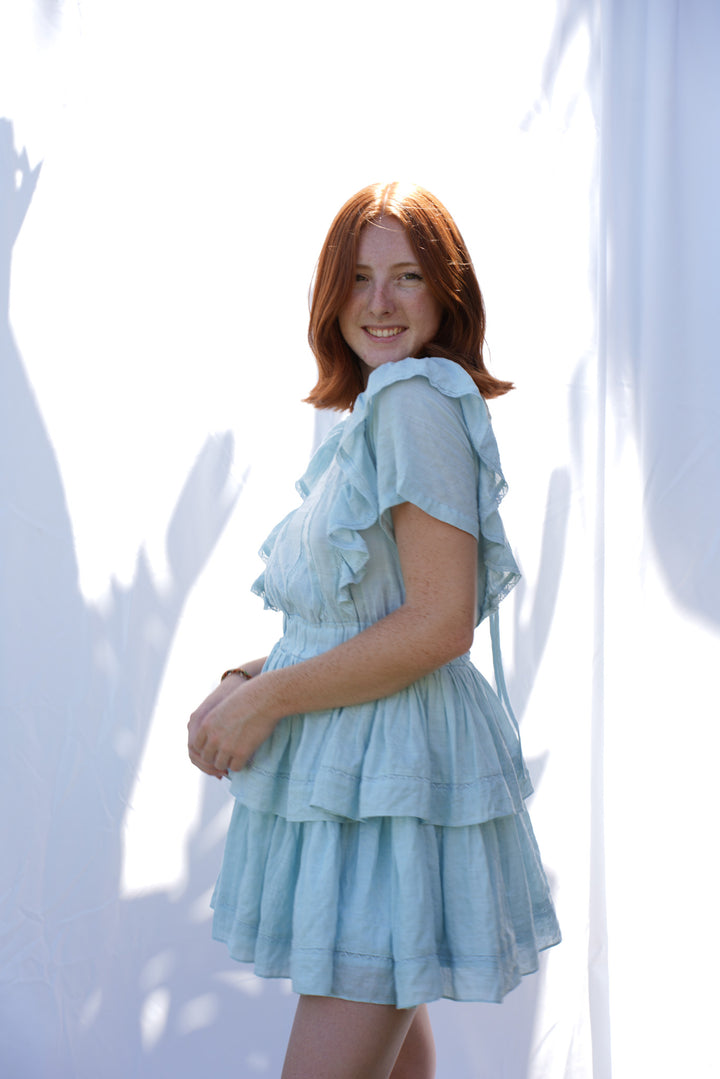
[389,1005,436,1079]
[281,995,418,1079]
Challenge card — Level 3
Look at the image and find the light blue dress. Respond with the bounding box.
[211,356,561,1008]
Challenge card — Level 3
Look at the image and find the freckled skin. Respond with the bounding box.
[338,218,443,378]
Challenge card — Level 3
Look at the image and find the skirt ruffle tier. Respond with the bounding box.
[212,803,560,1008]
[211,625,560,1008]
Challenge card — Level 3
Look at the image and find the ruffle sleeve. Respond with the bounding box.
[241,357,529,827]
[328,357,519,623]
[252,357,519,622]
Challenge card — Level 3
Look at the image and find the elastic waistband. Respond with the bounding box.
[275,616,374,659]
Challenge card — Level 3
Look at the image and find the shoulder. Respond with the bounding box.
[363,356,484,406]
[358,358,491,454]
[361,357,487,430]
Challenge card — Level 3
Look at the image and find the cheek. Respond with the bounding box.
[337,302,362,350]
[339,288,362,318]
[337,304,352,342]
[422,296,444,337]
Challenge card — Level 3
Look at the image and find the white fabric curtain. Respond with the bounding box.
[1,2,718,1076]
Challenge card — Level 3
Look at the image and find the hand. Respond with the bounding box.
[187,677,242,778]
[187,673,276,778]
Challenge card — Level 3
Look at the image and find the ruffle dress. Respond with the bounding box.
[211,356,561,1008]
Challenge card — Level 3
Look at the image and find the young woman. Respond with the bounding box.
[188,182,561,1079]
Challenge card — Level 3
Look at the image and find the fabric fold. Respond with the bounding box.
[217,355,561,1007]
[230,638,532,826]
[212,806,560,1008]
[252,357,520,624]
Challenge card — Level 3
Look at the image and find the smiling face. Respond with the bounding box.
[337,217,443,379]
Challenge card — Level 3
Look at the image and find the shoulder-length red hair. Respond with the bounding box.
[305,182,514,411]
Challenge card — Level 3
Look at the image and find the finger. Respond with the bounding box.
[212,742,252,774]
[191,757,226,779]
[189,738,220,773]
[189,724,227,771]
[189,726,231,773]
[211,751,232,775]
[188,745,226,779]
[188,714,208,752]
[227,749,255,773]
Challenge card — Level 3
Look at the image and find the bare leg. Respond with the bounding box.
[281,995,418,1079]
[389,1004,436,1079]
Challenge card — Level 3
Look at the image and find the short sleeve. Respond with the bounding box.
[368,375,480,538]
[256,357,521,624]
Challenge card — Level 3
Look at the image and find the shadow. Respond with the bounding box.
[508,467,573,733]
[522,0,600,131]
[460,467,569,1079]
[0,118,260,1077]
[603,2,720,632]
[71,781,296,1078]
[511,5,610,1077]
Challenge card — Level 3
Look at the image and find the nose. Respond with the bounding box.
[368,279,394,317]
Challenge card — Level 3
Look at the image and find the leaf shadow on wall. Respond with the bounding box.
[603,5,720,633]
[0,117,295,1079]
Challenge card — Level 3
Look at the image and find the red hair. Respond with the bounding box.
[305,182,514,411]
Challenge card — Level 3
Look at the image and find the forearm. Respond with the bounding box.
[189,507,478,776]
[244,507,477,723]
[242,602,473,724]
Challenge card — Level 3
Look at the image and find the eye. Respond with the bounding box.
[400,271,423,283]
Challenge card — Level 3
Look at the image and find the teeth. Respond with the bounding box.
[366,327,403,338]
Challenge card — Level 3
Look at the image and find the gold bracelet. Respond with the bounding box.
[221,666,252,682]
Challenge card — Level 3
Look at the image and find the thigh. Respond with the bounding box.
[281,995,418,1079]
[390,1005,436,1079]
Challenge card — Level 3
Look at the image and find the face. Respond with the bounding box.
[338,217,443,378]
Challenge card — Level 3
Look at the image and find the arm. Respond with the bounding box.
[188,501,477,776]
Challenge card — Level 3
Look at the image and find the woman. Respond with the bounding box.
[188,182,561,1079]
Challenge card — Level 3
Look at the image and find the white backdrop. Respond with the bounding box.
[1,1,719,1076]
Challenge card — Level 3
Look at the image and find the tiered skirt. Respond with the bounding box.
[211,629,560,1008]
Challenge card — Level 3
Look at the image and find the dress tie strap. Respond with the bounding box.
[490,609,521,739]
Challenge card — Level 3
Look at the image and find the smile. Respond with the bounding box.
[364,327,405,339]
